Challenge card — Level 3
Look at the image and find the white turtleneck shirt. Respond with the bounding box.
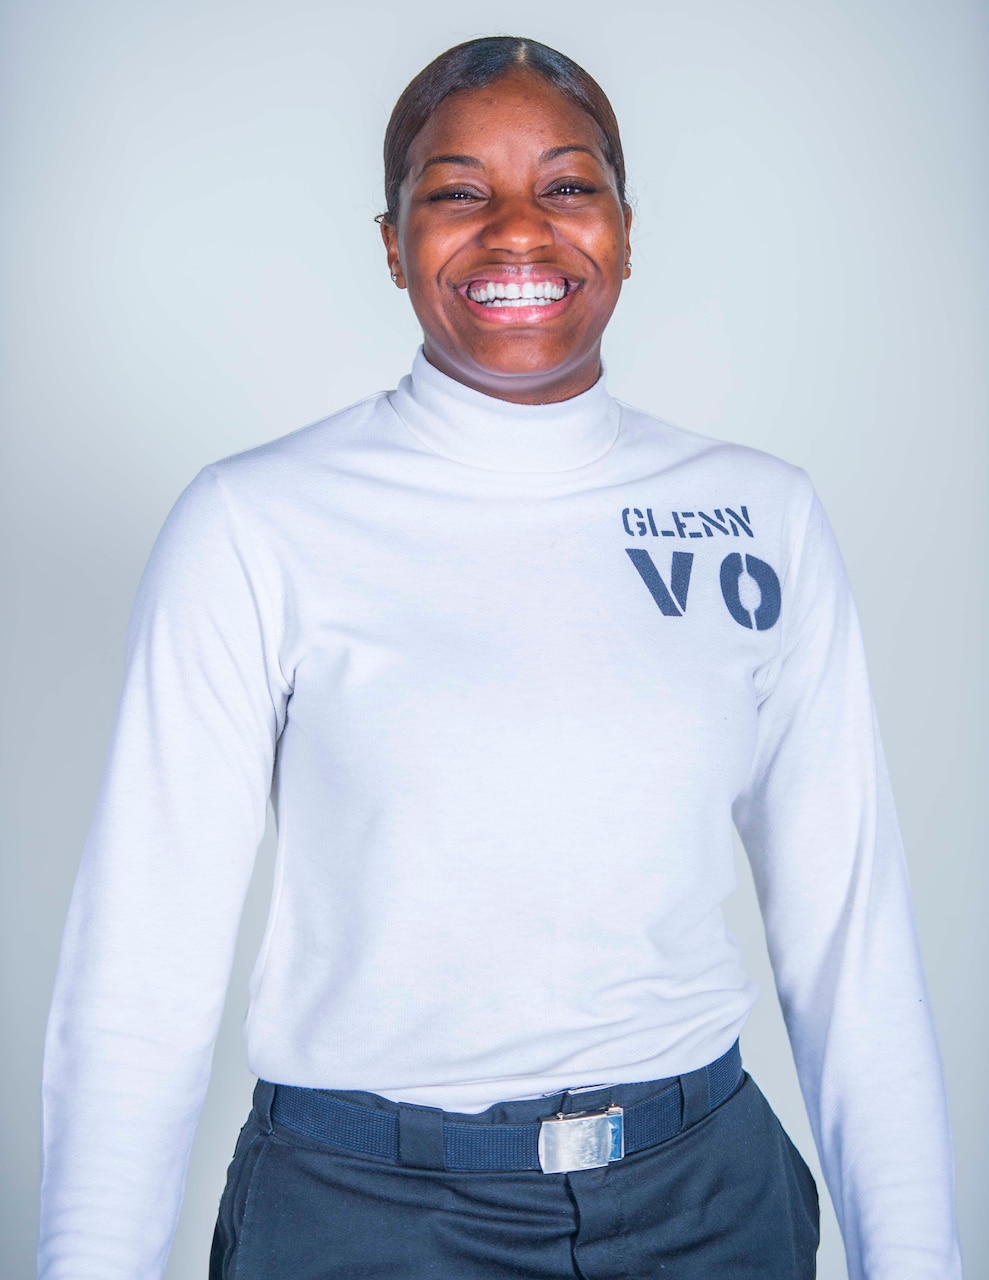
[40,349,961,1279]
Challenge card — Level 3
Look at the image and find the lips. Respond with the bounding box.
[457,272,577,322]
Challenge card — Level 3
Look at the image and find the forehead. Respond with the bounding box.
[406,69,607,173]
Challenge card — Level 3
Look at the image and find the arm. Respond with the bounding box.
[733,478,962,1280]
[39,466,290,1280]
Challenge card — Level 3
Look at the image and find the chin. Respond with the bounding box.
[455,332,586,381]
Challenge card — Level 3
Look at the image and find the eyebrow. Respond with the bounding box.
[416,153,483,178]
[415,144,602,180]
[540,144,599,163]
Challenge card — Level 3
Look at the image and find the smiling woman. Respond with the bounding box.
[38,34,963,1280]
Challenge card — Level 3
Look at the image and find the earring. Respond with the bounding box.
[390,271,398,283]
[625,260,632,272]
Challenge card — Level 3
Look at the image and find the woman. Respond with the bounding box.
[39,36,961,1280]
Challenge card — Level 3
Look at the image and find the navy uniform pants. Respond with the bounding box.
[210,1065,819,1278]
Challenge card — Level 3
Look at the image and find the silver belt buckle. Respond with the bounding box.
[537,1105,624,1174]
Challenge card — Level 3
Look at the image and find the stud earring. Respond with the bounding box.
[390,271,398,283]
[625,260,632,272]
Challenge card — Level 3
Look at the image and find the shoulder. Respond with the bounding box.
[615,398,817,532]
[147,390,395,567]
[201,390,393,498]
[617,398,812,490]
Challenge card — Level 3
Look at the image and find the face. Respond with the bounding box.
[380,69,632,404]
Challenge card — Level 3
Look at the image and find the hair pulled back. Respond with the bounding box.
[381,36,627,224]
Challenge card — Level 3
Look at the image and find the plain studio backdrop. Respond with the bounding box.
[1,1,986,1276]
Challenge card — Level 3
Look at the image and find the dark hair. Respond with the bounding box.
[381,36,627,224]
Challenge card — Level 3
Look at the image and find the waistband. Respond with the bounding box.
[254,1040,743,1174]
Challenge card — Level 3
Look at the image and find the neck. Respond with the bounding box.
[420,340,603,406]
[387,346,621,473]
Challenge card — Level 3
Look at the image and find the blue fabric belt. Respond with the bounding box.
[266,1040,743,1173]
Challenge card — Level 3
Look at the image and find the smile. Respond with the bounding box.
[458,274,576,323]
[466,279,568,306]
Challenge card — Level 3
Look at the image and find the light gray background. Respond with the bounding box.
[1,1,986,1276]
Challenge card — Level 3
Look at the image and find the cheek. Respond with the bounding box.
[399,219,461,288]
[574,217,626,266]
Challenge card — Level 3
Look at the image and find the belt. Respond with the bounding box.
[264,1040,742,1175]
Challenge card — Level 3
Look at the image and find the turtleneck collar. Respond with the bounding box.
[387,347,621,473]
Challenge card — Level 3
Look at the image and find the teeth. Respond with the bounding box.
[466,280,568,304]
[484,296,555,306]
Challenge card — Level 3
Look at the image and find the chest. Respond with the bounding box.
[277,493,780,802]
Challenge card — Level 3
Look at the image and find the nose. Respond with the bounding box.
[479,194,554,255]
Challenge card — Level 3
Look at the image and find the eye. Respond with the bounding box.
[547,181,598,197]
[428,188,482,203]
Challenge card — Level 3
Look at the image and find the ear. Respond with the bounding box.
[622,205,633,280]
[379,217,406,289]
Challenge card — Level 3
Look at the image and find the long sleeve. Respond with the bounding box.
[39,466,290,1279]
[732,479,962,1279]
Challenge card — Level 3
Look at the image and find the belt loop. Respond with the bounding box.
[679,1063,711,1132]
[398,1104,447,1170]
[253,1079,276,1135]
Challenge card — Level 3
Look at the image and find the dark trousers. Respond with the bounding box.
[210,1067,819,1278]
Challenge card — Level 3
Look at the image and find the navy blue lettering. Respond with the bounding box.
[626,549,694,616]
[669,552,693,611]
[622,507,649,537]
[720,553,781,631]
[698,509,730,536]
[623,505,752,536]
[745,555,781,629]
[720,554,751,627]
[724,506,754,538]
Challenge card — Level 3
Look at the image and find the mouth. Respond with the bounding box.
[465,276,569,306]
[456,273,577,323]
